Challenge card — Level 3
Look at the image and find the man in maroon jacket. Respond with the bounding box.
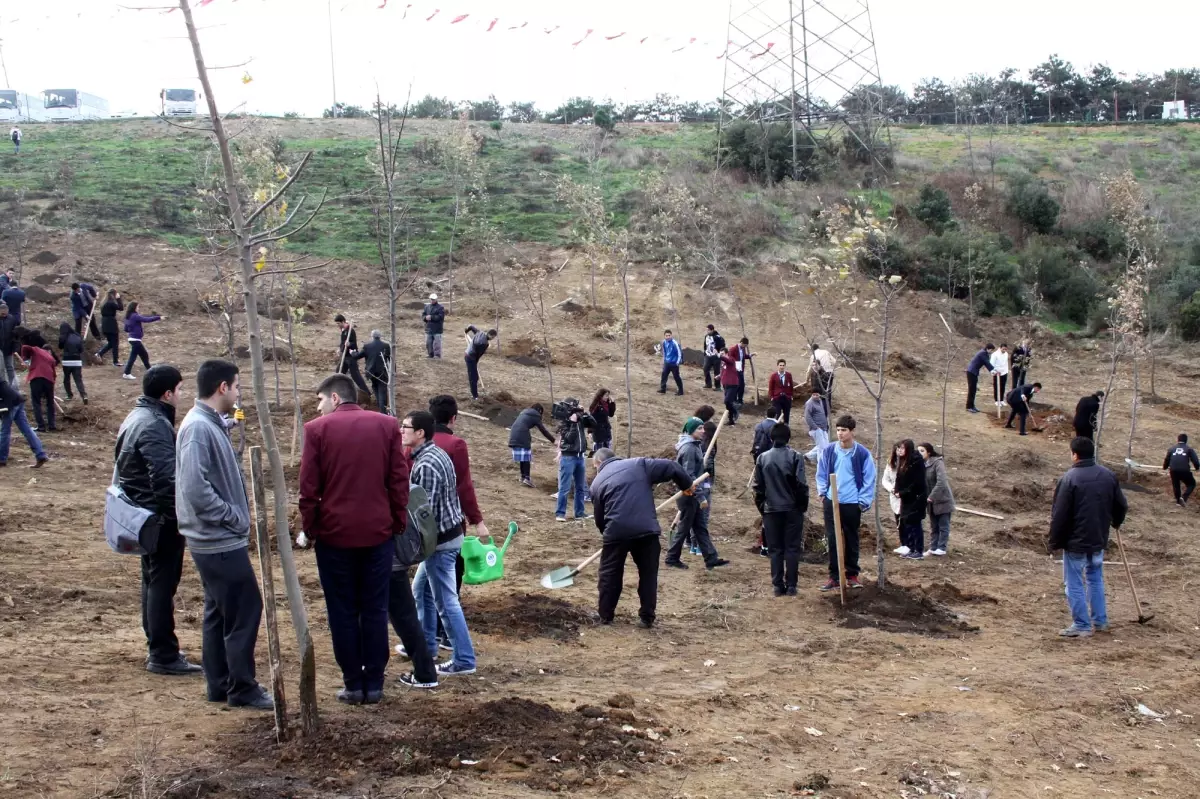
[299,374,410,705]
[767,358,795,426]
[429,395,489,593]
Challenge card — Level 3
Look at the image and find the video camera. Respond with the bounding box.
[551,397,584,422]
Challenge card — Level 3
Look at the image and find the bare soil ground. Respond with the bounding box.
[1,231,1198,798]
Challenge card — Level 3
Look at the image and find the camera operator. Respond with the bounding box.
[553,398,595,522]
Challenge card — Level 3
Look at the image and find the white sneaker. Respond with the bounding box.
[923,550,934,557]
[932,549,947,557]
[893,546,910,555]
[394,644,409,658]
[122,374,137,380]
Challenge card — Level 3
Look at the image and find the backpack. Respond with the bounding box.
[393,484,439,570]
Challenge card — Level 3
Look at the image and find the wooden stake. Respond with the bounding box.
[457,410,490,422]
[250,447,288,742]
[289,408,300,468]
[957,505,1005,520]
[80,285,104,344]
[995,373,1001,419]
[830,474,848,605]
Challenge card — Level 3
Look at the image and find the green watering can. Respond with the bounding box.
[461,521,517,585]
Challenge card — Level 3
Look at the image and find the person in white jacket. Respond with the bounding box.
[881,445,904,553]
[991,343,1010,407]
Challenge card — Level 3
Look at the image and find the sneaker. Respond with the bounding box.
[774,587,786,597]
[759,546,769,557]
[520,477,533,487]
[555,515,567,523]
[637,618,654,629]
[394,644,409,659]
[656,389,667,394]
[1177,499,1186,508]
[901,552,924,560]
[675,391,684,396]
[786,587,798,596]
[146,656,203,676]
[337,688,365,705]
[435,661,476,677]
[893,545,910,555]
[33,457,48,468]
[1059,626,1092,638]
[576,513,593,520]
[931,549,947,557]
[967,408,980,414]
[847,577,864,589]
[363,690,383,705]
[664,560,688,570]
[689,545,700,556]
[819,579,839,592]
[1094,623,1111,633]
[82,397,88,406]
[706,559,730,570]
[398,673,438,689]
[122,374,137,380]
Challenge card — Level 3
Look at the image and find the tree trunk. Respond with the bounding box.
[873,296,893,588]
[180,0,319,735]
[589,252,597,308]
[1096,328,1121,456]
[448,192,460,269]
[621,264,634,457]
[490,272,501,356]
[282,282,303,464]
[269,273,280,409]
[1125,348,1140,482]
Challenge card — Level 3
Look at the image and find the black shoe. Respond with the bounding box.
[637,618,653,629]
[228,687,274,710]
[656,389,667,394]
[337,688,365,705]
[786,587,798,596]
[363,690,383,705]
[206,691,228,703]
[82,397,88,406]
[664,560,689,570]
[675,391,684,396]
[773,587,786,597]
[1019,432,1027,436]
[599,616,614,625]
[706,559,730,570]
[759,546,769,557]
[146,656,203,676]
[1004,424,1012,429]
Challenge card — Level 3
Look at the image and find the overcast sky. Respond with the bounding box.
[2,1,1196,115]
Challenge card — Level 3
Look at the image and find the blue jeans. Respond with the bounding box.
[556,454,587,518]
[929,511,951,551]
[412,548,475,669]
[1063,551,1107,631]
[0,402,46,464]
[314,539,392,693]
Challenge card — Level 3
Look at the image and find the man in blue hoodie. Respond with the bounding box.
[964,344,995,414]
[815,414,876,591]
[657,329,684,396]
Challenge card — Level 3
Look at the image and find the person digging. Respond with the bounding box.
[664,418,728,571]
[1004,382,1042,436]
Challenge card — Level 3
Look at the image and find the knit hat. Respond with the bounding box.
[683,417,704,435]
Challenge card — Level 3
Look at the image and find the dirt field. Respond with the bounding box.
[0,231,1198,798]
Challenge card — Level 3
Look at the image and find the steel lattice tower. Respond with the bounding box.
[719,0,891,179]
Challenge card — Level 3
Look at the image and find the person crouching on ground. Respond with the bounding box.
[1005,382,1042,435]
[752,423,809,596]
[1049,437,1127,638]
[591,448,694,628]
[815,415,875,591]
[508,403,554,487]
[918,443,955,556]
[664,418,728,570]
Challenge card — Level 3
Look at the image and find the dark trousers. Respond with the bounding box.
[597,534,660,624]
[30,377,54,430]
[63,366,86,399]
[518,460,531,480]
[666,495,718,566]
[1074,425,1094,441]
[703,355,721,388]
[465,356,481,399]
[823,498,862,580]
[387,568,438,684]
[900,519,924,554]
[723,385,740,423]
[660,363,683,393]
[994,374,1008,402]
[191,548,263,703]
[762,510,802,591]
[315,539,392,693]
[97,332,119,364]
[965,372,979,410]
[141,521,185,665]
[339,357,369,392]
[736,371,746,404]
[773,395,792,426]
[75,314,100,338]
[369,376,388,414]
[1171,470,1196,503]
[1006,401,1029,433]
[1012,368,1027,387]
[124,341,151,375]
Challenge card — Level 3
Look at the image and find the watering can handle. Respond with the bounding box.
[500,521,518,553]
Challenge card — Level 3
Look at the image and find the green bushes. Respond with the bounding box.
[1006,176,1060,234]
[913,184,954,233]
[718,121,830,183]
[1179,291,1200,341]
[1018,237,1100,325]
[1066,217,1126,261]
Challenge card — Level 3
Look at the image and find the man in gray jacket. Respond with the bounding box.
[176,360,272,710]
[803,388,829,460]
[664,418,728,570]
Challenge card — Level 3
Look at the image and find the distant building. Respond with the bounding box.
[1163,100,1188,120]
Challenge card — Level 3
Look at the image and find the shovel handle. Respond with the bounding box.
[655,472,711,513]
[570,547,605,578]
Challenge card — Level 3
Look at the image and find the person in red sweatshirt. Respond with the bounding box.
[719,347,741,425]
[299,373,412,705]
[428,395,488,593]
[767,358,795,426]
[21,336,59,432]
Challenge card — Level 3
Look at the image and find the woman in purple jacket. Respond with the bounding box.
[121,301,163,380]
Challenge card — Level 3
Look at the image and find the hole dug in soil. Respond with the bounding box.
[216,696,660,793]
[825,583,979,637]
[468,593,595,642]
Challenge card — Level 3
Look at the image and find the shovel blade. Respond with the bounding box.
[540,566,577,590]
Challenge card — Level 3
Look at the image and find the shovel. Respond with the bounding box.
[1112,526,1154,624]
[541,471,710,590]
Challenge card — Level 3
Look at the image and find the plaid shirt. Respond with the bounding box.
[410,441,464,538]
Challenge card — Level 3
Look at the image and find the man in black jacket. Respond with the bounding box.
[355,330,392,414]
[58,323,88,404]
[508,404,554,486]
[753,424,810,596]
[334,315,369,393]
[1004,382,1042,435]
[423,293,446,358]
[554,400,595,522]
[1049,437,1128,637]
[96,289,124,366]
[1072,391,1104,440]
[590,449,693,627]
[664,418,728,570]
[1163,433,1200,507]
[0,304,17,384]
[702,324,725,391]
[115,365,202,675]
[463,325,497,400]
[964,344,995,413]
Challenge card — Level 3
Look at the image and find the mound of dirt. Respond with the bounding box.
[474,397,522,429]
[24,284,66,304]
[504,336,549,367]
[826,584,979,637]
[920,580,1000,605]
[235,343,292,362]
[1009,480,1047,511]
[224,696,657,791]
[31,250,59,265]
[992,524,1050,553]
[680,347,706,367]
[468,593,594,642]
[887,351,926,378]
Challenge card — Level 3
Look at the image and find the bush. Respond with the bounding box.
[1006,176,1060,234]
[527,144,556,164]
[489,120,503,134]
[593,106,616,133]
[412,137,442,165]
[1019,237,1099,325]
[1179,291,1200,341]
[719,120,830,183]
[411,95,455,119]
[913,184,955,233]
[1066,217,1126,262]
[283,111,299,120]
[916,230,1025,317]
[150,197,182,230]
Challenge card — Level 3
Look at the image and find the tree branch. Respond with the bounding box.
[250,259,337,279]
[245,151,314,227]
[250,193,327,246]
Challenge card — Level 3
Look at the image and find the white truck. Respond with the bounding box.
[0,90,44,122]
[160,88,200,117]
[43,89,109,121]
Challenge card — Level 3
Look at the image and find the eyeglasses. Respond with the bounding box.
[399,424,414,430]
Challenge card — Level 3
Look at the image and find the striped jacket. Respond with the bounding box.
[410,441,465,544]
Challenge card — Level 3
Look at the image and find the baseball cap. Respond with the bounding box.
[429,293,438,300]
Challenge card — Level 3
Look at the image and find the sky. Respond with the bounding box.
[1,0,1197,116]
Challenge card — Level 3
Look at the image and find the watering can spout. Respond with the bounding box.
[500,521,518,555]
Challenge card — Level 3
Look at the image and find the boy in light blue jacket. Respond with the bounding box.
[657,329,684,396]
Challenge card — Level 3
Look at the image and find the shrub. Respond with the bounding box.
[1006,176,1060,234]
[412,137,443,165]
[719,120,829,183]
[150,197,182,230]
[1019,237,1099,325]
[593,106,616,133]
[1066,217,1126,262]
[912,184,954,233]
[489,120,503,134]
[1180,291,1200,341]
[527,144,556,164]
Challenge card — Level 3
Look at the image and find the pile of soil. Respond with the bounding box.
[217,696,657,792]
[468,593,594,642]
[1163,402,1200,422]
[474,396,523,429]
[825,584,979,637]
[1009,480,1047,511]
[919,580,1000,605]
[504,336,549,368]
[31,250,59,265]
[992,524,1050,553]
